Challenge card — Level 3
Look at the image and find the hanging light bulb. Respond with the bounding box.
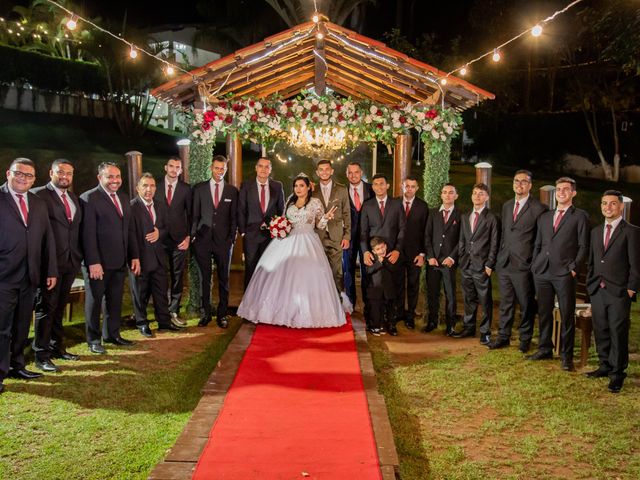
[66,15,77,31]
[440,78,447,86]
[129,46,138,59]
[165,65,175,75]
[316,32,324,40]
[492,49,501,62]
[312,13,320,23]
[459,66,468,76]
[531,24,543,37]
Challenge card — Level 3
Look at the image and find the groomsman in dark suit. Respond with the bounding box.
[343,162,374,307]
[32,159,82,372]
[423,183,461,336]
[489,170,547,352]
[397,176,428,329]
[528,177,590,371]
[130,174,180,337]
[154,156,191,326]
[192,155,238,328]
[1,158,57,393]
[453,183,500,344]
[81,162,140,354]
[360,173,406,335]
[585,190,639,393]
[238,158,285,288]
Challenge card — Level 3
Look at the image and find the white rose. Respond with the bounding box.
[279,230,286,238]
[431,129,440,139]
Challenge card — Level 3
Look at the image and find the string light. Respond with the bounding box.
[165,66,175,75]
[459,67,468,76]
[316,32,324,40]
[66,15,77,30]
[129,46,138,59]
[312,13,320,23]
[440,78,447,85]
[492,49,501,62]
[531,24,543,37]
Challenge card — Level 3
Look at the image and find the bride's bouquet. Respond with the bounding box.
[269,215,293,239]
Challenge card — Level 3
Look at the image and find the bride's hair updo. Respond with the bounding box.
[286,174,312,211]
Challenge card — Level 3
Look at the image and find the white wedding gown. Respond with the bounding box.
[237,197,346,328]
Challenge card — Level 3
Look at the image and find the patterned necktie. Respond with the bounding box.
[443,209,449,224]
[353,189,361,212]
[472,211,479,233]
[214,183,220,208]
[110,193,123,218]
[61,192,73,223]
[146,203,155,224]
[513,201,520,222]
[167,183,173,206]
[553,209,564,232]
[604,224,612,250]
[260,184,266,214]
[405,201,410,218]
[379,200,385,217]
[16,194,28,225]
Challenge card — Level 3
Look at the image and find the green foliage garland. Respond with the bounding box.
[422,134,452,207]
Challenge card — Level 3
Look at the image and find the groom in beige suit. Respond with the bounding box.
[313,160,351,293]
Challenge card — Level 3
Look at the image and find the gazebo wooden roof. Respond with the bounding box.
[151,20,494,110]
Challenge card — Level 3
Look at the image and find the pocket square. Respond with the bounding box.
[224,198,232,202]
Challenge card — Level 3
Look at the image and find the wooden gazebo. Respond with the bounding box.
[152,18,494,194]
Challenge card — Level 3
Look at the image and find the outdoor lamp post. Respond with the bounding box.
[125,150,143,199]
[177,139,191,183]
[539,185,557,210]
[475,162,492,207]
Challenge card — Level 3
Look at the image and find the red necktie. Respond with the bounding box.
[443,209,449,224]
[16,193,28,225]
[353,189,361,212]
[110,193,123,218]
[604,224,612,250]
[214,183,220,209]
[61,192,72,223]
[472,211,479,233]
[167,184,173,206]
[513,201,520,222]
[405,201,410,218]
[379,200,385,217]
[553,209,564,232]
[146,204,155,224]
[260,184,266,214]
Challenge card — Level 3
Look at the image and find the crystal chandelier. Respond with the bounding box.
[288,126,347,158]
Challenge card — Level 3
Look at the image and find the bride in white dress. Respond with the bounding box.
[237,174,347,328]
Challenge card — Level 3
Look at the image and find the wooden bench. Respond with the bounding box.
[65,278,85,322]
[552,274,592,367]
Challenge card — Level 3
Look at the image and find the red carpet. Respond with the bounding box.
[193,317,382,479]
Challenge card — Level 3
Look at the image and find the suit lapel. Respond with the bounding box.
[267,180,277,212]
[604,221,625,254]
[551,206,573,237]
[513,200,530,225]
[470,210,487,239]
[1,184,28,225]
[46,183,69,223]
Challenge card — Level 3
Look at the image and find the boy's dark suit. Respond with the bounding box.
[457,207,500,336]
[587,220,640,384]
[531,206,590,360]
[424,207,461,332]
[238,178,285,288]
[365,256,399,330]
[191,180,238,324]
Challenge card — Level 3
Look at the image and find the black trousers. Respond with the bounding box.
[426,265,457,325]
[343,243,367,306]
[129,267,172,328]
[496,269,537,342]
[194,242,232,320]
[398,256,422,320]
[164,241,188,315]
[243,234,270,289]
[460,268,493,334]
[33,269,77,361]
[0,276,34,381]
[591,287,631,380]
[534,272,576,357]
[82,265,126,344]
[367,297,397,330]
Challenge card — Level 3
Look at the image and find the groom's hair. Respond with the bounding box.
[316,160,332,168]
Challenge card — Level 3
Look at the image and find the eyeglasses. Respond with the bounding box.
[11,170,36,180]
[513,179,531,185]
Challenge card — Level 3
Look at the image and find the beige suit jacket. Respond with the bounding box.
[312,181,351,243]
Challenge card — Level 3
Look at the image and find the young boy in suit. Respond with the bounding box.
[365,237,399,336]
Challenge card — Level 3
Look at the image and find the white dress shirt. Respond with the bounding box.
[7,184,29,224]
[51,182,77,219]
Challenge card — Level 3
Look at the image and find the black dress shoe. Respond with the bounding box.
[369,327,382,336]
[518,341,531,353]
[421,321,437,333]
[89,343,106,354]
[138,325,154,338]
[525,350,553,360]
[386,324,398,336]
[584,368,610,378]
[158,324,181,332]
[103,337,135,346]
[479,334,491,345]
[608,377,624,393]
[216,316,229,329]
[52,351,80,361]
[488,338,510,349]
[35,360,60,372]
[445,325,455,336]
[405,319,415,330]
[8,368,43,380]
[561,358,575,372]
[198,317,211,327]
[452,328,475,338]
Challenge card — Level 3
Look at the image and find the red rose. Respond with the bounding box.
[353,114,359,120]
[270,108,277,116]
[399,116,407,124]
[310,105,319,112]
[286,111,294,118]
[219,101,227,108]
[426,109,437,119]
[250,114,258,121]
[285,100,294,108]
[203,111,216,122]
[225,115,233,124]
[301,112,308,119]
[376,110,383,117]
[249,100,255,107]
[262,106,270,114]
[377,123,383,129]
[336,104,342,112]
[337,114,345,122]
[202,122,211,131]
[232,103,244,112]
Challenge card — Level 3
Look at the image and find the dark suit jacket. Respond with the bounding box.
[347,181,374,249]
[496,197,547,271]
[191,180,238,248]
[360,197,406,253]
[587,220,640,298]
[32,183,82,275]
[238,178,285,239]
[401,197,429,260]
[130,197,169,274]
[154,179,192,244]
[0,183,57,286]
[458,208,500,273]
[425,206,461,264]
[80,186,138,270]
[531,205,590,276]
[366,256,398,300]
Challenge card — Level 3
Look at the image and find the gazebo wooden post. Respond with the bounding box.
[226,133,243,267]
[125,150,143,199]
[177,139,191,183]
[393,134,412,197]
[623,196,633,222]
[474,162,492,208]
[540,185,557,210]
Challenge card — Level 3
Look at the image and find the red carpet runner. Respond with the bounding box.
[193,317,382,479]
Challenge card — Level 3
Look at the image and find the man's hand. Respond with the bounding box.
[177,236,190,250]
[387,250,400,264]
[89,263,104,280]
[130,259,141,276]
[145,227,160,243]
[485,266,493,277]
[413,255,425,267]
[46,277,57,290]
[341,239,350,250]
[442,257,455,268]
[428,258,439,267]
[364,250,374,266]
[628,289,635,298]
[571,270,577,277]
